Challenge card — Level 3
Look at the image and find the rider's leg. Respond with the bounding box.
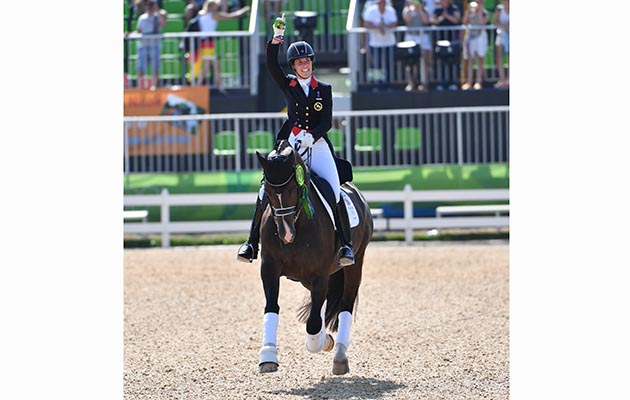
[335,198,355,267]
[308,140,354,267]
[237,187,267,263]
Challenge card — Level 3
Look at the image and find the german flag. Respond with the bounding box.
[186,38,216,83]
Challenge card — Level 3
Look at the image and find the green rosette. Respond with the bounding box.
[295,165,305,187]
[295,165,314,219]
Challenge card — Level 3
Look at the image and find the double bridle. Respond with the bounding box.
[264,166,306,224]
[264,146,312,225]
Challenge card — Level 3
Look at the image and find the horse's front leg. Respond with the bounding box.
[305,276,334,354]
[259,262,281,373]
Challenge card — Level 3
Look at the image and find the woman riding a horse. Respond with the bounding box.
[237,16,354,267]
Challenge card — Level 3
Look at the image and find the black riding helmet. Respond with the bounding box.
[286,41,315,68]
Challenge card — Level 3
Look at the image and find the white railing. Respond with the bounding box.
[123,106,509,174]
[124,185,509,247]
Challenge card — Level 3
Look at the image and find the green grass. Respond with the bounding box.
[124,164,509,194]
[124,164,509,223]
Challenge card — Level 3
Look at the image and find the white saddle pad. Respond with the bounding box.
[311,185,359,229]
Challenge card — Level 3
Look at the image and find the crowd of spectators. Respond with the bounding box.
[124,0,509,92]
[360,0,509,91]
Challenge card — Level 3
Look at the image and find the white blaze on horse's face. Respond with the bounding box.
[275,192,296,244]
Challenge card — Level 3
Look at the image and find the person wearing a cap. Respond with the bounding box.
[236,15,355,268]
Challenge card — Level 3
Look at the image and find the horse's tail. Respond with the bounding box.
[297,269,357,333]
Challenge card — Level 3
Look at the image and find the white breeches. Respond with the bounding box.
[301,139,340,203]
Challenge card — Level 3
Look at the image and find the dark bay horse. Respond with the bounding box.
[255,140,373,375]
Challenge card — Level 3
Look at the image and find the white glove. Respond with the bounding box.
[272,13,286,42]
[289,130,315,150]
[288,129,303,149]
[298,131,315,149]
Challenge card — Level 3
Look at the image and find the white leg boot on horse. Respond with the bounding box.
[259,312,279,372]
[332,311,352,375]
[305,300,334,353]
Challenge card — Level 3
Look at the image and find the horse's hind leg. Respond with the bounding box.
[259,266,280,373]
[305,277,334,353]
[332,260,363,375]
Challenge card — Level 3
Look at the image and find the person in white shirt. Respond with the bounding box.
[361,0,399,85]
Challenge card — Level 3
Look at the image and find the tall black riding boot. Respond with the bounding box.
[335,199,355,267]
[237,195,266,263]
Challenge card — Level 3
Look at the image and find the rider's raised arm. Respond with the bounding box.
[265,40,289,90]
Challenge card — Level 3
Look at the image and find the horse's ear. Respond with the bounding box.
[256,151,269,170]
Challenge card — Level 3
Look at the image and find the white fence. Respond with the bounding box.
[124,185,509,247]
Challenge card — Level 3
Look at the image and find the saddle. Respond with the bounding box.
[308,172,359,230]
[335,156,353,184]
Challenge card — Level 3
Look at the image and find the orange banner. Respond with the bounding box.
[124,86,210,156]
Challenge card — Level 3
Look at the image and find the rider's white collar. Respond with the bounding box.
[297,76,312,95]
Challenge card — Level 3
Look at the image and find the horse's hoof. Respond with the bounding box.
[332,358,349,375]
[323,334,334,352]
[259,362,279,373]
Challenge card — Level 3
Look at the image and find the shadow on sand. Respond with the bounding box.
[266,375,405,399]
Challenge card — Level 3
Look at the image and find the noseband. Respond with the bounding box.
[264,170,302,220]
[263,150,306,222]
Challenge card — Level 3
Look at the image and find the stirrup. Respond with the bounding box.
[337,246,355,267]
[237,243,258,263]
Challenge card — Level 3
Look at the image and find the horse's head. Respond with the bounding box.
[256,140,309,244]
